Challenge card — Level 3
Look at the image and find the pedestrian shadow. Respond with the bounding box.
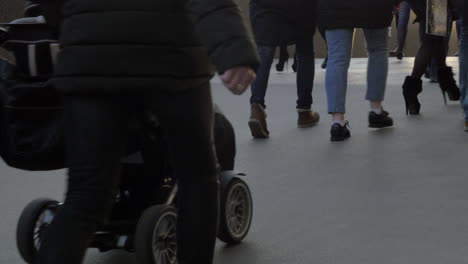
[85,250,135,264]
[368,127,395,135]
[250,137,271,143]
[84,241,261,264]
[215,242,261,264]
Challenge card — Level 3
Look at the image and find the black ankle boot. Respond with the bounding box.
[402,76,422,115]
[438,67,461,101]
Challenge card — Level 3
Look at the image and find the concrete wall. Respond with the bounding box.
[0,0,22,22]
[1,0,459,60]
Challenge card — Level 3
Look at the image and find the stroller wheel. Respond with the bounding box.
[135,205,178,264]
[218,177,253,244]
[16,198,59,264]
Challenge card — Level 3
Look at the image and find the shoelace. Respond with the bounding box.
[344,121,351,130]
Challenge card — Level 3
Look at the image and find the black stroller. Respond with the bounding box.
[0,11,253,264]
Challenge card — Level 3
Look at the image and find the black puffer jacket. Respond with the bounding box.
[249,0,318,46]
[37,0,259,94]
[318,0,396,30]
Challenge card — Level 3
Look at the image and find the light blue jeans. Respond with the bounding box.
[325,28,389,113]
[459,24,468,121]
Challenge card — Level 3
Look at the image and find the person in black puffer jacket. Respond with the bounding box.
[318,0,396,141]
[402,0,460,116]
[32,1,259,264]
[247,0,320,139]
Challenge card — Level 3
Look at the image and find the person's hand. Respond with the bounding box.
[220,66,256,95]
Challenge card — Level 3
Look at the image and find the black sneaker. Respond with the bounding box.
[368,110,394,128]
[330,121,351,141]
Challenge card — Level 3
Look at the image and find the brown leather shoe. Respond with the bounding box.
[248,104,269,138]
[298,111,320,128]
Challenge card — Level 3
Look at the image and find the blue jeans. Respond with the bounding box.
[395,1,411,52]
[325,28,389,113]
[250,37,315,109]
[459,25,468,120]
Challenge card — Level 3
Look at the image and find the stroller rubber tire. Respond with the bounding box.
[16,198,58,264]
[218,177,253,244]
[134,204,178,264]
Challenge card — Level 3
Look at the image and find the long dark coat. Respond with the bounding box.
[37,0,260,94]
[318,0,396,30]
[249,0,318,46]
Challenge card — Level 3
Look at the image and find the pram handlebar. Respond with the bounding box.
[0,27,7,46]
[1,16,46,25]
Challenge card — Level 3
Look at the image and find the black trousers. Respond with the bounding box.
[37,82,219,264]
[409,1,449,78]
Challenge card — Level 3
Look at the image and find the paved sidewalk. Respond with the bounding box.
[1,58,467,264]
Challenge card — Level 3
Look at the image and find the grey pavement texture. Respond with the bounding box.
[1,58,468,264]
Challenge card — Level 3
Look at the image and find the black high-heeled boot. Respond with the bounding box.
[402,76,423,115]
[438,66,461,102]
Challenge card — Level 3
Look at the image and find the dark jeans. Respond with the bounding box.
[394,1,411,52]
[250,37,315,109]
[37,83,219,264]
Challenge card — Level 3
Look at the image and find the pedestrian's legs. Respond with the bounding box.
[37,96,131,264]
[318,25,329,69]
[276,45,289,71]
[412,22,446,79]
[394,9,400,29]
[429,17,453,81]
[457,19,462,40]
[318,26,327,41]
[279,45,289,62]
[250,46,276,108]
[325,28,354,117]
[295,36,315,110]
[361,28,394,128]
[150,83,218,264]
[396,1,411,52]
[459,25,468,122]
[363,28,389,108]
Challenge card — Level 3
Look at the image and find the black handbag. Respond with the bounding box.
[0,17,64,170]
[0,59,64,170]
[1,18,58,78]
